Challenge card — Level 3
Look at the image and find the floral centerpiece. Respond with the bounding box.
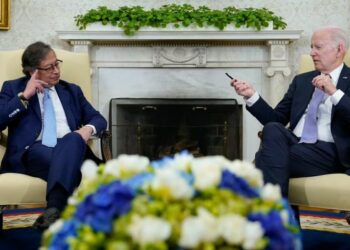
[41,151,301,250]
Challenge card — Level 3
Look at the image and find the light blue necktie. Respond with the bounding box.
[299,87,325,143]
[42,88,57,147]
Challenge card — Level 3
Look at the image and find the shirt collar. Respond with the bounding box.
[328,63,343,85]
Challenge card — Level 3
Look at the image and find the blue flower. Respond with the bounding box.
[75,181,135,232]
[151,156,173,169]
[219,170,259,198]
[179,171,194,186]
[123,172,155,191]
[249,211,296,250]
[48,219,80,250]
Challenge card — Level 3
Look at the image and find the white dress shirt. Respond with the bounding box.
[36,86,96,141]
[246,63,345,142]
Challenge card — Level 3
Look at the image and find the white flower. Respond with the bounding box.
[218,214,246,245]
[150,168,194,200]
[261,183,282,202]
[179,208,219,248]
[191,156,227,190]
[178,216,205,248]
[225,160,264,188]
[67,195,79,206]
[47,219,64,234]
[80,160,98,180]
[243,221,264,250]
[280,209,289,225]
[127,215,171,245]
[167,151,194,171]
[104,154,149,177]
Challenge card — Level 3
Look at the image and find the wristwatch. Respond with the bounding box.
[18,92,29,108]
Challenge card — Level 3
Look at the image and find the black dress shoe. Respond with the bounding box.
[33,207,60,231]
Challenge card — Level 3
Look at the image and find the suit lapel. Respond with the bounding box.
[55,83,77,130]
[331,65,350,116]
[29,95,41,119]
[336,65,350,93]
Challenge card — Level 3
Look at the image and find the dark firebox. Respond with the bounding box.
[109,98,242,160]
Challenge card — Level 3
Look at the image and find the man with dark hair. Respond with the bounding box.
[0,41,107,230]
[230,26,350,198]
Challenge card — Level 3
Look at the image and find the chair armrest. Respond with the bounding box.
[100,130,112,162]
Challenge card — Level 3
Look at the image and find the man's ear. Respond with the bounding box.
[337,43,346,57]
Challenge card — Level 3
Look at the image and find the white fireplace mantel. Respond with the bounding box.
[57,29,302,161]
[57,29,302,105]
[57,30,302,42]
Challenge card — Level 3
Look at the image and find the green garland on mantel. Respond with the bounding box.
[75,4,287,36]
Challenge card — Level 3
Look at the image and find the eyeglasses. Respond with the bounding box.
[37,59,63,73]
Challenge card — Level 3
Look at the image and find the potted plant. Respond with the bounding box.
[75,4,287,36]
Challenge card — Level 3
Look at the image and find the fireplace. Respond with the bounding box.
[57,29,302,160]
[110,98,242,160]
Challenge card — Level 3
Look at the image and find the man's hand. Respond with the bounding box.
[22,70,49,99]
[312,74,336,95]
[230,79,256,98]
[75,126,93,143]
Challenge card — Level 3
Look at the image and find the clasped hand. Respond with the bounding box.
[312,74,336,95]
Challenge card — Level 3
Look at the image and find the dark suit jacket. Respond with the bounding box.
[0,76,107,173]
[247,64,350,171]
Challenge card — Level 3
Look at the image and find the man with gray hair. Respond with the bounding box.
[230,26,350,199]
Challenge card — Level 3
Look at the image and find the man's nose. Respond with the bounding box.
[310,48,316,56]
[53,65,60,73]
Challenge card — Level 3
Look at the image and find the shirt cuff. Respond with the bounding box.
[245,92,260,107]
[85,124,97,136]
[330,89,344,105]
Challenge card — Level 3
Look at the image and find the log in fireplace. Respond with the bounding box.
[109,98,242,160]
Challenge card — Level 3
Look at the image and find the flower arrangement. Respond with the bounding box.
[41,151,301,250]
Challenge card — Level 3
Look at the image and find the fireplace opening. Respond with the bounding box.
[109,98,242,160]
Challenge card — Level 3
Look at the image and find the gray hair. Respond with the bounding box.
[314,26,349,51]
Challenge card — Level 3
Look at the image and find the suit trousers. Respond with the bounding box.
[23,132,87,196]
[255,122,344,197]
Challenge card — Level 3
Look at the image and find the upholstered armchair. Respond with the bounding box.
[287,53,350,220]
[0,49,111,229]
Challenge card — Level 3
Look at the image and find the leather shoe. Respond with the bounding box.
[32,207,60,231]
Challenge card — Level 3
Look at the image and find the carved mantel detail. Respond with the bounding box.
[266,40,293,106]
[153,46,207,67]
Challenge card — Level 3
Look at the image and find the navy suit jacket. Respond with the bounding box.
[0,76,107,173]
[247,64,350,171]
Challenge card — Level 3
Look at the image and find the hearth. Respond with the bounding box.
[109,98,242,160]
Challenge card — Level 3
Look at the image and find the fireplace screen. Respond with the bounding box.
[109,98,242,160]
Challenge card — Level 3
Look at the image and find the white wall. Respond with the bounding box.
[0,0,349,74]
[0,0,347,78]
